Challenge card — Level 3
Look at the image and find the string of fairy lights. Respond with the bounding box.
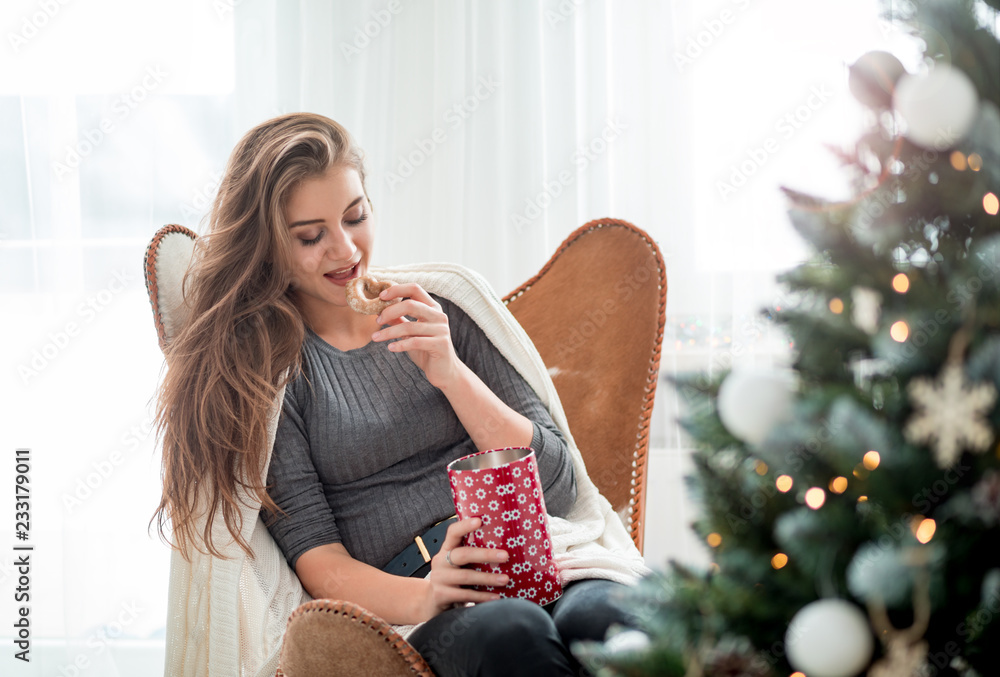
[703,448,937,583]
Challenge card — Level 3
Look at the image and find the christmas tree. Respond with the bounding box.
[577,1,1000,675]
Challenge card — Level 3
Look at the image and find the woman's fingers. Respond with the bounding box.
[436,586,503,607]
[459,546,510,566]
[368,282,461,388]
[435,519,507,572]
[428,564,510,603]
[379,282,439,309]
[433,565,508,589]
[373,317,448,342]
[387,337,452,353]
[440,519,511,564]
[442,517,482,549]
[440,545,509,569]
[424,518,512,611]
[376,298,443,326]
[374,283,442,325]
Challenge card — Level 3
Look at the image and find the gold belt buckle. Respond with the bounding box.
[413,514,458,564]
[414,535,431,563]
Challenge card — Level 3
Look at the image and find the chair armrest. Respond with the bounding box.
[277,599,435,677]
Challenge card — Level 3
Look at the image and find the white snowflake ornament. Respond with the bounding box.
[904,357,997,468]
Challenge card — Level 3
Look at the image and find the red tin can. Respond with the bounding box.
[447,446,562,606]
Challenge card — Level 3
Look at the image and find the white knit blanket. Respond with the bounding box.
[161,262,650,677]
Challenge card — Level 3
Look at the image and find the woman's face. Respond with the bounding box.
[284,164,373,314]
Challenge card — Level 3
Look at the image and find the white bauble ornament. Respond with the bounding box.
[717,368,795,445]
[785,599,875,677]
[893,64,978,150]
[848,50,906,109]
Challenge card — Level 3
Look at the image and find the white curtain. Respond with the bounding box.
[0,0,897,674]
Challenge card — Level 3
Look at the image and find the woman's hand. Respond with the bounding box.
[415,517,510,622]
[371,281,534,452]
[371,283,463,389]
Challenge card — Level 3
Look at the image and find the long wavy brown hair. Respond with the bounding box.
[151,113,369,560]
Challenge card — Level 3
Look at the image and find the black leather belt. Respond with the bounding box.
[382,516,458,578]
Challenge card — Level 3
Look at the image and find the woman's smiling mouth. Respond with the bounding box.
[323,262,360,285]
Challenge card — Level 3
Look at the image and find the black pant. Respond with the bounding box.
[407,579,635,677]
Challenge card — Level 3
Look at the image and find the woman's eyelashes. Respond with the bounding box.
[299,212,369,246]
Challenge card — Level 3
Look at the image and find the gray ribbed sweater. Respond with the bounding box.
[262,294,577,571]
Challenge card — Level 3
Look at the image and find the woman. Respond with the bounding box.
[153,112,646,676]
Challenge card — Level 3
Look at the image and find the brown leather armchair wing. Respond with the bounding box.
[144,217,666,676]
[504,218,666,553]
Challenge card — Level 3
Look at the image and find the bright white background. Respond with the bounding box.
[0,0,919,674]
